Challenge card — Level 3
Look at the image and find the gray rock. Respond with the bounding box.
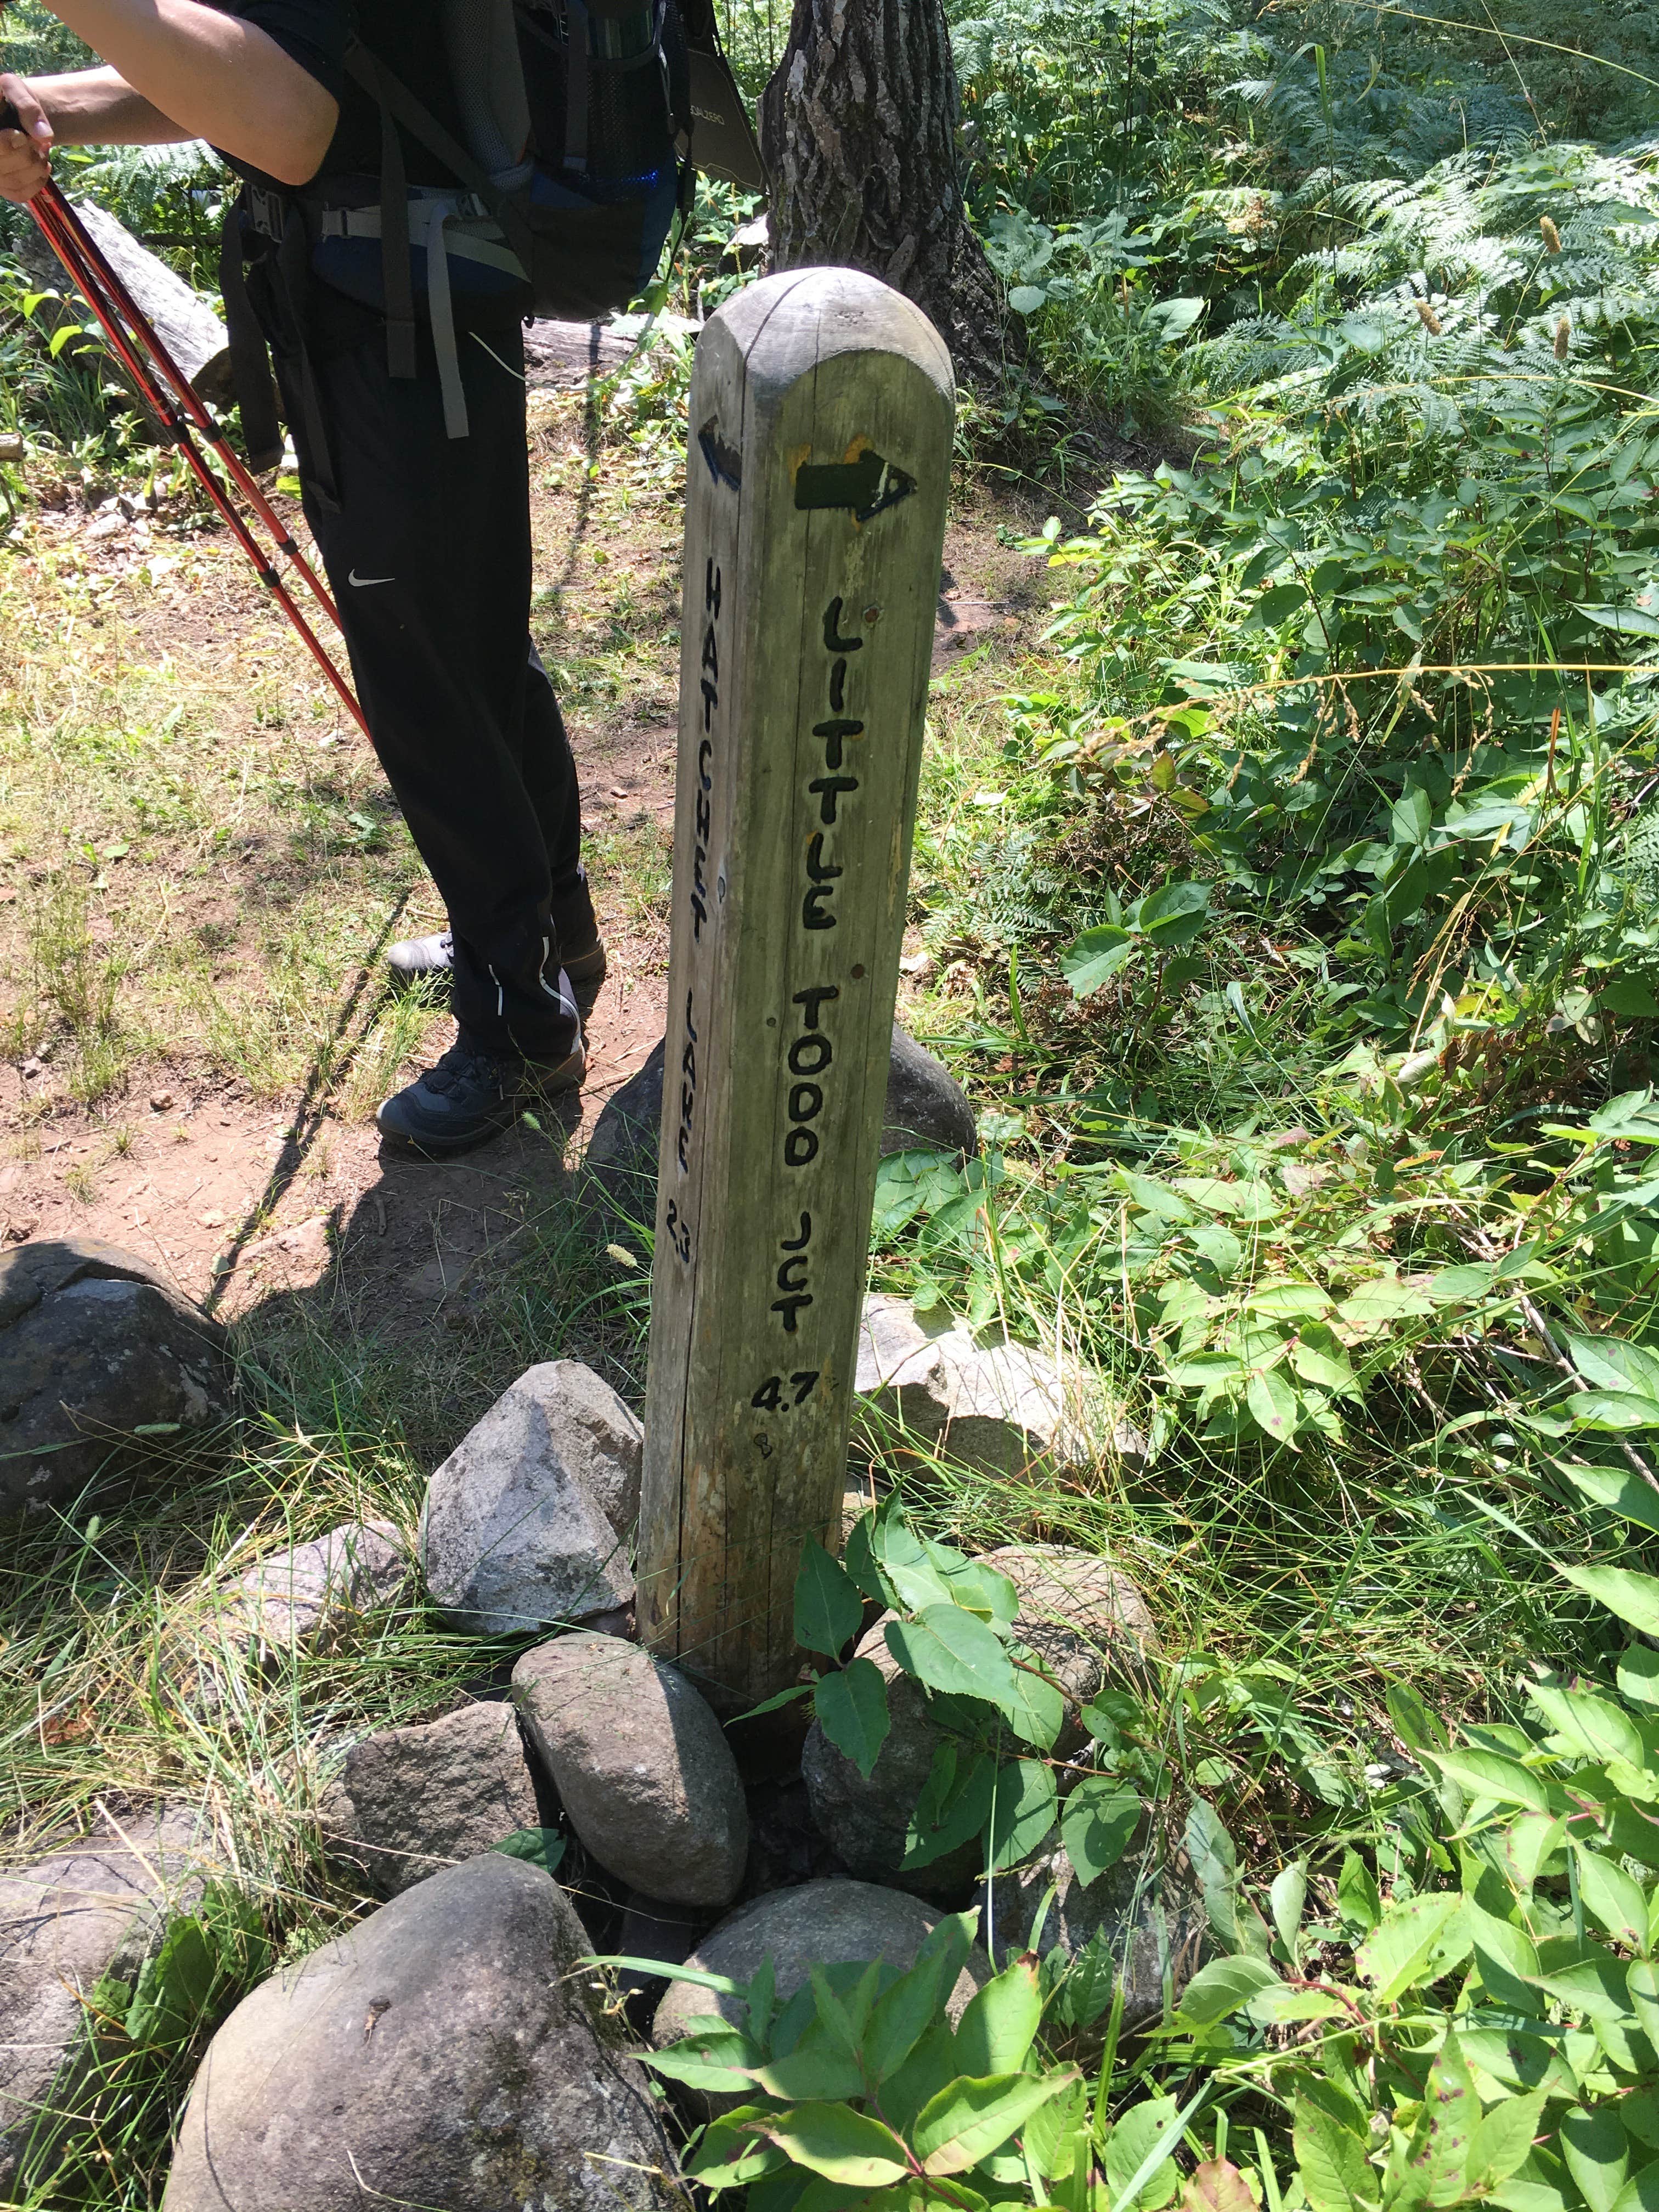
[162,1852,678,2212]
[318,1700,544,1898]
[977,1544,1158,1740]
[223,1519,410,1656]
[513,1632,748,1907]
[0,1238,230,1517]
[855,1292,1147,1479]
[2,1805,224,2191]
[984,1833,1208,2038]
[419,1369,636,1635]
[719,213,770,272]
[804,1632,972,1899]
[583,1025,977,1226]
[883,1025,978,1157]
[803,1545,1156,1897]
[652,1878,990,2111]
[509,1361,643,1534]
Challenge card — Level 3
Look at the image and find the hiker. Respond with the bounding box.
[0,0,686,1152]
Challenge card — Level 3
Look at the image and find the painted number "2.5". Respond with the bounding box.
[751,1371,821,1411]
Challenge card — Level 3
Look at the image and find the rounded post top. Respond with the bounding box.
[703,267,956,410]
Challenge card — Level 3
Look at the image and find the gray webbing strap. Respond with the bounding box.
[343,40,537,277]
[319,201,525,278]
[417,201,469,439]
[565,0,591,173]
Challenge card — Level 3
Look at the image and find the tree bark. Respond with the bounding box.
[759,0,1013,386]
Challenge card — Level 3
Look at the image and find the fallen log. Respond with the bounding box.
[523,311,699,390]
[15,198,234,408]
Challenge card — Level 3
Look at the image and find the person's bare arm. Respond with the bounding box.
[26,64,186,144]
[0,61,196,200]
[0,70,166,202]
[2,0,339,191]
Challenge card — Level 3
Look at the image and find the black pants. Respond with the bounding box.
[276,319,586,1063]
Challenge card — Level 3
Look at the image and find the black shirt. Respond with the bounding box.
[221,0,532,351]
[224,0,480,185]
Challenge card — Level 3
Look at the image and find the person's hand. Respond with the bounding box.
[0,75,54,204]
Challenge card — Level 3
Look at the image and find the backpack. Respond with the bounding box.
[233,0,693,450]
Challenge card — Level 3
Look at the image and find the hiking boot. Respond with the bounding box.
[376,1028,585,1157]
[388,930,608,1020]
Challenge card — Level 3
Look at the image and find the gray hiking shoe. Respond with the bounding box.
[376,1027,585,1157]
[388,930,608,1020]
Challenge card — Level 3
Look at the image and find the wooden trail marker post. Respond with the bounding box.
[639,268,955,1706]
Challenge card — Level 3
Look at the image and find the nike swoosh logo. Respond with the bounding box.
[348,569,396,587]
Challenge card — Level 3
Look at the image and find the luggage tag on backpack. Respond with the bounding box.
[685,43,766,192]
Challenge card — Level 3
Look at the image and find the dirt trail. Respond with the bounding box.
[1,402,1046,1344]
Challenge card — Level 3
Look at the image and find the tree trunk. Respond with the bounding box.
[759,0,1013,386]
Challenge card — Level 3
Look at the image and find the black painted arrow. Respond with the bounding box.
[794,446,916,523]
[698,417,743,490]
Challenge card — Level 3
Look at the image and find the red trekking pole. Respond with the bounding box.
[2,106,368,736]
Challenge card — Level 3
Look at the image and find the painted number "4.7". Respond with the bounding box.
[751,1371,821,1411]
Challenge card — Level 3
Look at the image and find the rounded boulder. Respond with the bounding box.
[317,1699,545,1899]
[0,1238,230,1517]
[512,1631,748,1906]
[652,1877,991,2113]
[984,1830,1209,2039]
[162,1852,677,2211]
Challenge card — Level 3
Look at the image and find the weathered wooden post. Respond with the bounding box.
[638,268,955,1706]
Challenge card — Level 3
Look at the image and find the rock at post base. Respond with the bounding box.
[983,1832,1209,2038]
[0,1238,232,1518]
[221,1519,410,1656]
[803,1545,1156,1897]
[582,1024,978,1229]
[162,1852,678,2211]
[512,1631,748,1907]
[419,1363,638,1635]
[501,1359,644,1534]
[854,1290,1147,1479]
[317,1700,544,1898]
[652,1879,990,2114]
[1,1806,225,2192]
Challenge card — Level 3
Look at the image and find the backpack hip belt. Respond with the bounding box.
[317,187,528,437]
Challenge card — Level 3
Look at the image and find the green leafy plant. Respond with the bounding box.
[1163,1479,1659,2212]
[777,1502,1161,1900]
[1060,881,1213,1000]
[644,1921,1093,2210]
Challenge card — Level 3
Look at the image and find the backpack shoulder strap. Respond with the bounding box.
[218,199,284,472]
[343,41,536,265]
[345,42,491,197]
[340,37,536,426]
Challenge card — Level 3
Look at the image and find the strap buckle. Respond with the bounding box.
[247,184,288,240]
